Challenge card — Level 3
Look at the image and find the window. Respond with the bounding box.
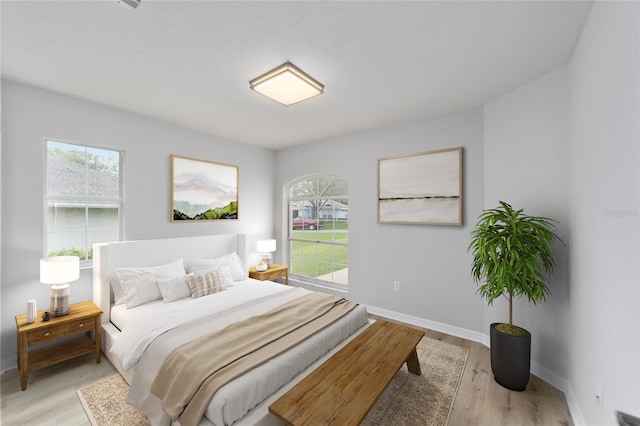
[287,175,348,288]
[45,140,122,267]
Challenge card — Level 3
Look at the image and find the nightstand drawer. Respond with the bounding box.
[65,318,95,334]
[28,327,65,346]
[260,270,284,281]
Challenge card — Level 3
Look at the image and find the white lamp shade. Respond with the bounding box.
[40,256,80,284]
[256,239,276,253]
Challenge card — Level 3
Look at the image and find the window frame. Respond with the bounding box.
[286,174,348,290]
[43,139,124,269]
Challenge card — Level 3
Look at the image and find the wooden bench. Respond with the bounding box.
[269,320,425,425]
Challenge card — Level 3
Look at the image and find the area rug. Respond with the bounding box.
[77,374,150,426]
[362,336,469,425]
[78,336,468,426]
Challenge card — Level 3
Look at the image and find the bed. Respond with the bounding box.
[92,234,370,426]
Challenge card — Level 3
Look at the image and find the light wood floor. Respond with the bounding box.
[374,316,575,426]
[0,318,573,426]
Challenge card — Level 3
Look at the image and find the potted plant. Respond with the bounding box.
[468,201,562,391]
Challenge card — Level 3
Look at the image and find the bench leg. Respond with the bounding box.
[406,347,421,375]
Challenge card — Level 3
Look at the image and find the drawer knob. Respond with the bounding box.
[44,332,50,337]
[78,323,84,328]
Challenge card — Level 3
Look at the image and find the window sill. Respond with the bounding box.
[290,278,348,295]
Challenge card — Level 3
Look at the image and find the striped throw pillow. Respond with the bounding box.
[186,270,225,298]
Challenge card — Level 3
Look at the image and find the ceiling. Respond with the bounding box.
[1,1,593,150]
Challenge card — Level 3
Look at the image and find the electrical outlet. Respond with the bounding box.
[595,382,603,401]
[393,281,400,291]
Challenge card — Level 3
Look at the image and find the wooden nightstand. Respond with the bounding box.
[15,301,102,391]
[249,264,289,285]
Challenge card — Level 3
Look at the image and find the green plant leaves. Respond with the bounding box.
[468,201,563,325]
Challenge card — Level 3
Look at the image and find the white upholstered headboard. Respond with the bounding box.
[93,234,247,323]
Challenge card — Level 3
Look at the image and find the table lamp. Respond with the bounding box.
[256,239,276,268]
[40,256,79,316]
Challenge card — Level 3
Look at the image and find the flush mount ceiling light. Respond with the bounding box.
[249,62,324,106]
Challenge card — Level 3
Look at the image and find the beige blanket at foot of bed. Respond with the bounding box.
[151,292,358,426]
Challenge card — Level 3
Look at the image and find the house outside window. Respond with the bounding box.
[45,140,123,267]
[287,175,348,288]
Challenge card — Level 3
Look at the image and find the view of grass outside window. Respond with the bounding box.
[45,140,122,267]
[288,175,348,288]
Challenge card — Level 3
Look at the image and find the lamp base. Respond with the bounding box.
[261,253,273,268]
[256,260,268,272]
[50,284,70,316]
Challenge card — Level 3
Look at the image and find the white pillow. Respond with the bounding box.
[185,253,247,281]
[115,258,186,281]
[112,259,186,305]
[121,274,163,309]
[185,259,216,274]
[110,277,125,306]
[157,275,192,302]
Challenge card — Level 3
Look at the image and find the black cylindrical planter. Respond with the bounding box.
[490,323,531,391]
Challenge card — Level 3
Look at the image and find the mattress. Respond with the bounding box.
[109,279,368,426]
[111,300,164,330]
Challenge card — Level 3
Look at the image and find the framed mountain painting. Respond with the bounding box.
[171,155,238,221]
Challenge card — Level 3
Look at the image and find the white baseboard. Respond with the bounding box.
[2,356,17,374]
[364,304,485,344]
[531,359,568,397]
[565,384,588,426]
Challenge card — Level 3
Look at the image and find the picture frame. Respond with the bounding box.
[171,155,239,222]
[377,147,462,225]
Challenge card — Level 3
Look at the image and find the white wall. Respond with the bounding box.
[568,2,640,424]
[484,66,571,389]
[0,80,276,371]
[275,109,485,334]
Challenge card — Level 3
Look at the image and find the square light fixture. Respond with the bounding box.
[249,62,324,106]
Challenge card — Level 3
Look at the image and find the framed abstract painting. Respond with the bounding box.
[377,147,462,225]
[171,155,239,221]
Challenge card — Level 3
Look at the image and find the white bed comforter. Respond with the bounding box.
[110,280,292,371]
[117,280,368,426]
